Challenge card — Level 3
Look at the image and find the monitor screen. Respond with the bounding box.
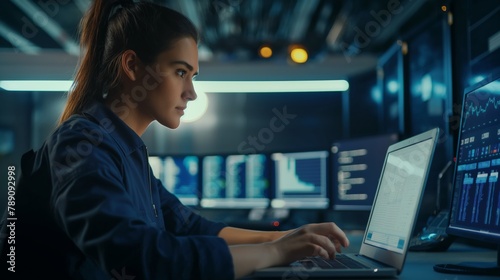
[466,1,500,84]
[407,16,451,137]
[200,154,270,208]
[448,75,500,244]
[377,43,404,134]
[149,155,200,206]
[331,134,399,210]
[271,151,329,209]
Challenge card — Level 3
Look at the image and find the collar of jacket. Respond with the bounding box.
[82,101,146,156]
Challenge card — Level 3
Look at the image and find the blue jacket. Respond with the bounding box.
[0,102,234,279]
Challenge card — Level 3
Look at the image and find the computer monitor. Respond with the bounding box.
[434,75,500,275]
[200,154,271,208]
[270,151,329,209]
[149,155,200,206]
[331,134,399,210]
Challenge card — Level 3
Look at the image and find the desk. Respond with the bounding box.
[246,231,499,280]
[396,244,498,280]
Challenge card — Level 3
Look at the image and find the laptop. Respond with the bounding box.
[251,127,440,279]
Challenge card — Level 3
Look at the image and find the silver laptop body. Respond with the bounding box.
[251,128,440,279]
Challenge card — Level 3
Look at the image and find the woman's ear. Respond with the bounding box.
[120,50,142,82]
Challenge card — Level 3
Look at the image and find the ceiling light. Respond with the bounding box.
[289,45,308,64]
[0,80,73,91]
[193,80,349,93]
[259,46,273,58]
[0,80,349,93]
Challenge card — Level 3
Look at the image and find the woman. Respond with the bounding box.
[1,0,349,279]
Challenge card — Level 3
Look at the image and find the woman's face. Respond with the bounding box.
[139,37,199,129]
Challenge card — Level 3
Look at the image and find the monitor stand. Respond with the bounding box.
[433,245,500,276]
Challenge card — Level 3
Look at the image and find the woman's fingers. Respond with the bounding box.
[310,233,337,259]
[303,223,350,252]
[272,222,350,265]
[312,244,330,260]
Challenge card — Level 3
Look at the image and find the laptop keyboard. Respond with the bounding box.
[300,255,369,269]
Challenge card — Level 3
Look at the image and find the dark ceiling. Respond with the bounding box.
[0,0,434,64]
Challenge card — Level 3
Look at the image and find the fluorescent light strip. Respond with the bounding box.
[194,80,349,93]
[0,80,74,92]
[0,80,349,92]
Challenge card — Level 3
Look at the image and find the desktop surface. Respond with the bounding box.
[244,231,499,280]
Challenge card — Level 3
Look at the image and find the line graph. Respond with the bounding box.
[463,95,500,128]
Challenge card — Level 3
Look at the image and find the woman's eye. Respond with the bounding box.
[176,70,187,78]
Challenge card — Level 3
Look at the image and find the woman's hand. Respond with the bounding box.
[268,222,350,266]
[228,222,349,279]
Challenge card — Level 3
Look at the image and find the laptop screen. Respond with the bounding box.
[364,138,434,254]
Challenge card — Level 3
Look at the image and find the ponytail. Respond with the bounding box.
[58,0,121,124]
[59,0,197,125]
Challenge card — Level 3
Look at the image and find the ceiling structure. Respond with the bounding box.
[0,0,433,80]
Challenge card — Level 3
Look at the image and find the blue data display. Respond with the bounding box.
[201,154,270,208]
[450,77,500,235]
[276,156,323,196]
[202,155,226,199]
[331,134,398,210]
[149,156,200,206]
[271,151,329,209]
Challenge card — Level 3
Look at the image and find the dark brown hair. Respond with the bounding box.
[58,0,198,124]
